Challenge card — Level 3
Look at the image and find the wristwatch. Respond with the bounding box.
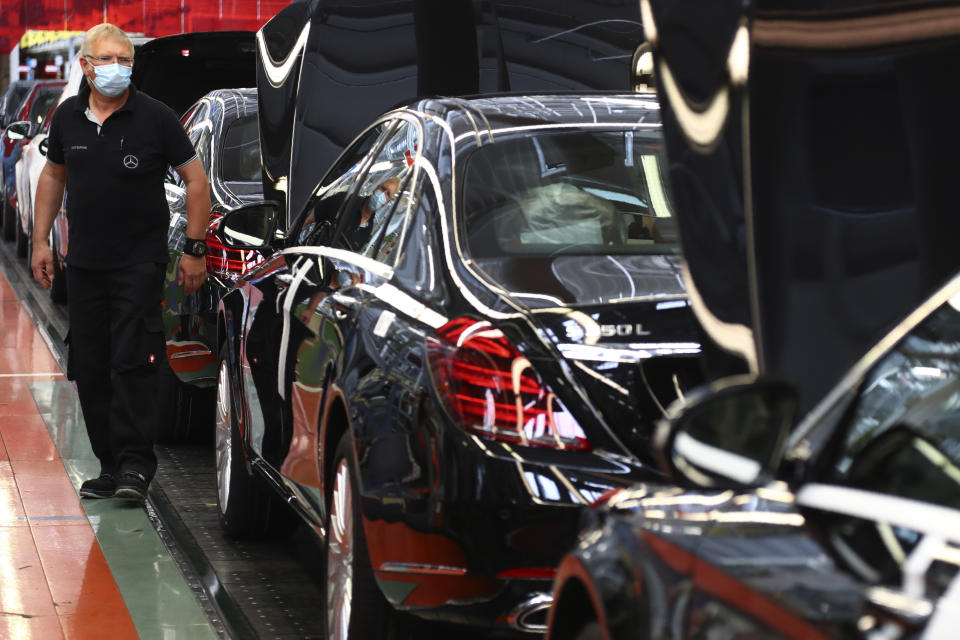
[184,237,208,257]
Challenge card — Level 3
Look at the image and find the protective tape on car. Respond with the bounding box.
[277,246,394,280]
[796,484,960,544]
[277,257,313,399]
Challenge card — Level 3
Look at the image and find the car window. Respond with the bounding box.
[815,293,960,586]
[220,115,261,183]
[461,129,676,257]
[827,296,960,507]
[28,87,61,130]
[2,84,30,124]
[292,120,394,247]
[456,128,685,306]
[332,120,421,263]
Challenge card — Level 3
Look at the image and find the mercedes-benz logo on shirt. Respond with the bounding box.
[123,155,139,169]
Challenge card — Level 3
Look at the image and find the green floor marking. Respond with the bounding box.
[30,380,216,640]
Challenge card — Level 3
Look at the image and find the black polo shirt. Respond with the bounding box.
[46,81,196,269]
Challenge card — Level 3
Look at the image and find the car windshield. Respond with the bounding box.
[459,128,683,306]
[2,85,30,120]
[792,285,960,593]
[28,88,61,129]
[824,293,960,509]
[220,114,261,187]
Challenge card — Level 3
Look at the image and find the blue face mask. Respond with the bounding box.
[369,189,388,211]
[92,63,132,98]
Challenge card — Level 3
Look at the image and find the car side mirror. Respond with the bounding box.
[39,138,49,156]
[5,121,30,141]
[654,375,798,489]
[219,201,281,249]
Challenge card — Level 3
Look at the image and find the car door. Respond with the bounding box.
[240,119,396,478]
[278,116,425,504]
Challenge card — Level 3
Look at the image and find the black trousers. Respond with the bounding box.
[66,263,166,480]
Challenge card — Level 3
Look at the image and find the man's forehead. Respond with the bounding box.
[92,37,132,55]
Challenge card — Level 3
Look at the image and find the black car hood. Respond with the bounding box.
[607,488,864,636]
[133,31,256,116]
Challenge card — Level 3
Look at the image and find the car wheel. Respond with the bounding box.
[15,214,27,258]
[157,363,190,443]
[574,621,604,640]
[325,432,395,640]
[215,344,295,537]
[2,187,14,242]
[50,256,67,304]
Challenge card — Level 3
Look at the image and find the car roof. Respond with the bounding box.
[187,87,258,122]
[409,92,662,141]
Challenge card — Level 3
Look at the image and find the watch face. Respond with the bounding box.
[187,240,207,256]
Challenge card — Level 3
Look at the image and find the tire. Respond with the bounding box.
[157,363,190,443]
[50,255,67,304]
[325,432,396,640]
[1,186,14,242]
[16,217,28,258]
[215,343,296,537]
[573,621,605,640]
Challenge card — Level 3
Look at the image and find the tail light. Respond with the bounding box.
[205,214,265,278]
[428,317,590,451]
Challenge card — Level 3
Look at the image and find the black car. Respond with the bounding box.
[212,92,705,637]
[158,86,265,440]
[548,270,960,639]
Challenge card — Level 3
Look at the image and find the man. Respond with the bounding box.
[31,24,211,502]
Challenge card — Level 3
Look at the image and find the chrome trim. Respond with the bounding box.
[168,349,213,360]
[506,592,553,634]
[558,342,702,363]
[376,562,468,576]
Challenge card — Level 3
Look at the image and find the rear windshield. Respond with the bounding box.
[458,128,683,306]
[220,115,262,186]
[461,129,676,258]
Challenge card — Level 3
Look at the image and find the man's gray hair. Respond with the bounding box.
[81,24,133,58]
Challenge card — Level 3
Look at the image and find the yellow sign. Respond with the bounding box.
[20,30,84,50]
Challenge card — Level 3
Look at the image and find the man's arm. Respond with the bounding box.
[175,157,211,295]
[31,161,67,289]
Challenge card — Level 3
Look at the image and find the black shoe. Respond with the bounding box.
[113,471,149,502]
[79,474,116,499]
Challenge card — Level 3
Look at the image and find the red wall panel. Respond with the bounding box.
[3,0,287,51]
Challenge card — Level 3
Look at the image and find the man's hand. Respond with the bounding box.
[32,243,54,290]
[178,254,206,295]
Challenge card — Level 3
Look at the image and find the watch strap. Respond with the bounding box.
[184,237,207,257]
